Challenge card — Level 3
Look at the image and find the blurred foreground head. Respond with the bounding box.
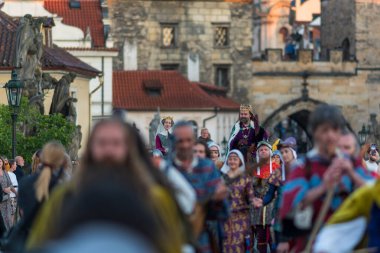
[309,104,345,156]
[43,176,160,253]
[78,118,168,194]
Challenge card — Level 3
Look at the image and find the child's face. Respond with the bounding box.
[273,155,281,165]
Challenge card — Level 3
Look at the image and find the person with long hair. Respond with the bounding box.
[3,143,67,253]
[0,157,15,231]
[221,150,262,252]
[26,118,186,253]
[31,150,41,174]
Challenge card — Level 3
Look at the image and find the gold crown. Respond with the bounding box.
[162,116,174,122]
[240,104,253,113]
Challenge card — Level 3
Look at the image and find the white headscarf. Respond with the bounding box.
[290,148,298,160]
[208,142,221,157]
[220,149,245,174]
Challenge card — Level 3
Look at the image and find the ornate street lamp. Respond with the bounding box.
[4,70,24,159]
[358,124,371,146]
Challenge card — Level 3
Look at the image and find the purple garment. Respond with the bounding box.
[222,174,255,253]
[155,133,171,156]
[229,123,268,163]
[155,135,165,155]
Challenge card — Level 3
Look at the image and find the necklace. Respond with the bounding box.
[242,126,251,139]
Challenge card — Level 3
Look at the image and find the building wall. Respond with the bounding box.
[67,52,116,119]
[354,0,380,67]
[253,0,292,58]
[126,110,237,146]
[108,0,253,100]
[250,49,380,136]
[294,0,320,22]
[320,0,356,59]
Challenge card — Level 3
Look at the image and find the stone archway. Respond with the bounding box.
[262,98,324,153]
[263,98,323,133]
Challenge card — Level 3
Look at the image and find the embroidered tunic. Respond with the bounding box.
[222,174,255,253]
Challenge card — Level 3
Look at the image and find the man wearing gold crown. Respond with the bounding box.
[228,105,268,163]
[155,116,174,157]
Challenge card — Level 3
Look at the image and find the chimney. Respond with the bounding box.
[43,17,55,48]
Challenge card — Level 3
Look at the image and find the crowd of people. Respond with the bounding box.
[0,104,378,253]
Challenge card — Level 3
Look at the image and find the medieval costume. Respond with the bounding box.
[314,180,380,253]
[221,150,255,253]
[208,143,224,170]
[228,105,268,163]
[260,150,286,251]
[173,157,229,253]
[251,141,280,253]
[155,116,174,157]
[280,148,373,252]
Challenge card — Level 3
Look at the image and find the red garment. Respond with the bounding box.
[254,162,280,179]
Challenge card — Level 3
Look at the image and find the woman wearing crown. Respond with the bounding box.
[155,116,174,157]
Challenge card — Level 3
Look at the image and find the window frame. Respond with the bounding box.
[214,64,231,88]
[160,22,179,49]
[213,23,230,48]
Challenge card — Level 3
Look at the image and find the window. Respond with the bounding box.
[214,65,230,88]
[147,89,161,97]
[143,80,162,97]
[69,0,81,8]
[161,63,180,71]
[214,25,230,47]
[161,23,178,48]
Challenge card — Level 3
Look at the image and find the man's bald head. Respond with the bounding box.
[338,132,358,157]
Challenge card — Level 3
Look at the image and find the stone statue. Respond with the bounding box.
[68,125,82,161]
[14,15,44,80]
[14,14,46,113]
[149,109,161,148]
[49,72,77,123]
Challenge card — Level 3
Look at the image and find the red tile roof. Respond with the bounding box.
[0,11,100,77]
[113,71,240,111]
[43,45,100,77]
[44,0,105,47]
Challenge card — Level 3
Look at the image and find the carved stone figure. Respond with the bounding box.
[149,110,161,148]
[14,15,44,80]
[68,125,82,161]
[49,72,77,123]
[14,15,46,113]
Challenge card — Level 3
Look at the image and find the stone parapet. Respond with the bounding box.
[252,49,357,76]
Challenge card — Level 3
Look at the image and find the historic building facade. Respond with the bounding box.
[108,0,252,101]
[252,0,292,58]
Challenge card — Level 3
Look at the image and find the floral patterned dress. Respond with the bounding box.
[0,170,13,231]
[222,174,255,253]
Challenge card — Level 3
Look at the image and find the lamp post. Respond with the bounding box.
[4,70,24,159]
[358,124,371,146]
[221,136,228,157]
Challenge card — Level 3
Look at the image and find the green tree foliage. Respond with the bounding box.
[0,98,75,163]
